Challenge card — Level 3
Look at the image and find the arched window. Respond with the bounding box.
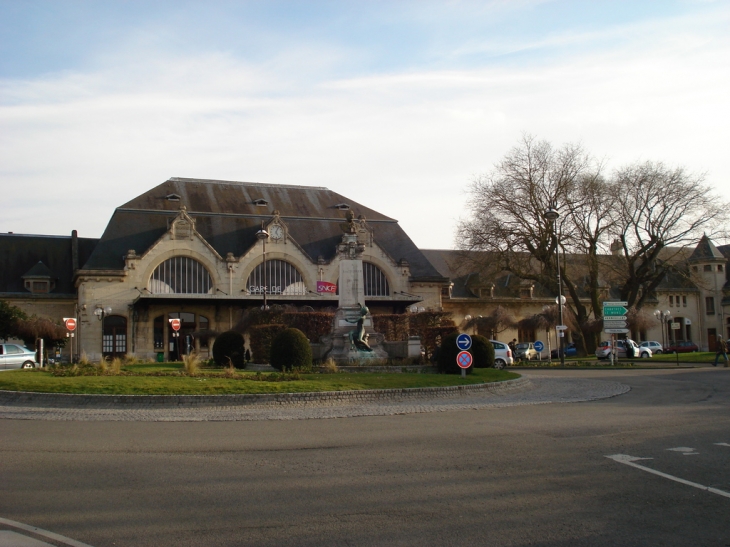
[363,261,390,296]
[336,261,391,296]
[148,257,213,294]
[246,259,307,295]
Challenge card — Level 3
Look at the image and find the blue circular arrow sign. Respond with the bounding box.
[456,333,472,351]
[534,340,544,352]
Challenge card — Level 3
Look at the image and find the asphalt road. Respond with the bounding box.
[1,368,729,547]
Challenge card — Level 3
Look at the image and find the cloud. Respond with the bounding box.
[1,4,729,249]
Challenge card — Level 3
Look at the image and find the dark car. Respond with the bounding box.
[664,341,699,353]
[551,342,577,358]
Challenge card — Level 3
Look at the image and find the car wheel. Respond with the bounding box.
[21,361,35,369]
[641,352,650,358]
[494,359,506,370]
[655,350,662,354]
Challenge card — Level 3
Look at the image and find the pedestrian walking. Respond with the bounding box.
[714,337,728,367]
[625,339,635,358]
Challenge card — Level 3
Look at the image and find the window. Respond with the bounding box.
[6,345,22,354]
[683,296,687,307]
[149,257,213,294]
[363,262,390,296]
[335,262,391,297]
[102,315,127,357]
[247,259,306,295]
[706,296,715,315]
[669,296,674,306]
[719,265,724,272]
[704,264,712,272]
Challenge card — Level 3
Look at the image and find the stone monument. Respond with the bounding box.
[323,212,388,363]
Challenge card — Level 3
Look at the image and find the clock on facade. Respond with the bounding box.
[269,224,284,241]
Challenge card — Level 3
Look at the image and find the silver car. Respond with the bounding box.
[0,343,39,369]
[639,341,663,354]
[490,340,514,369]
[514,342,538,361]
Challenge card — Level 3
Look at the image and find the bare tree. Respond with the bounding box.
[464,306,515,339]
[611,161,727,309]
[458,134,599,353]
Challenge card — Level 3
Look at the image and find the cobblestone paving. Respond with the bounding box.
[0,375,629,422]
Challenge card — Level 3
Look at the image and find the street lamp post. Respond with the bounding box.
[256,228,270,310]
[94,305,112,358]
[654,310,672,350]
[544,207,565,367]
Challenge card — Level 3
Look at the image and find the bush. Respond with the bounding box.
[270,328,313,372]
[471,335,495,368]
[249,324,286,364]
[212,331,245,369]
[436,332,473,375]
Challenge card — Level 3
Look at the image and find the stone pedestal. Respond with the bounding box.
[323,306,388,363]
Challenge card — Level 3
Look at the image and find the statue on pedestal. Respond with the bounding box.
[346,302,373,352]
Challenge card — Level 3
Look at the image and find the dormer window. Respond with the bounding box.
[719,265,724,272]
[22,261,56,294]
[253,199,268,207]
[704,264,712,272]
[335,203,350,210]
[25,280,50,293]
[166,193,181,202]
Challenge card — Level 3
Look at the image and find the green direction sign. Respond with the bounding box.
[603,305,628,317]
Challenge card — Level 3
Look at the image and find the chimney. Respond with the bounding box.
[71,230,79,272]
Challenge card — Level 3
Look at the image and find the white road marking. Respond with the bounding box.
[606,454,730,499]
[715,443,730,447]
[666,447,696,453]
[0,517,94,547]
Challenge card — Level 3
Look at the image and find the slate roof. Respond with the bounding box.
[422,246,707,300]
[0,233,98,296]
[82,178,445,282]
[688,235,725,262]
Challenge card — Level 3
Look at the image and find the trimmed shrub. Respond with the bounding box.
[471,335,495,368]
[212,330,245,369]
[281,312,334,342]
[270,328,313,371]
[436,332,473,375]
[249,324,287,364]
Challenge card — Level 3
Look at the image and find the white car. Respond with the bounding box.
[490,340,514,369]
[596,339,652,359]
[639,341,663,354]
[0,343,39,369]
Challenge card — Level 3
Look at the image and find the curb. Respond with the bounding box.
[0,377,532,409]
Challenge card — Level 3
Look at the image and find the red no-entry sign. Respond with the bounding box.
[169,318,181,331]
[457,350,473,369]
[64,318,76,332]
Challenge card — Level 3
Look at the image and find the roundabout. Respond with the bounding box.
[0,374,630,421]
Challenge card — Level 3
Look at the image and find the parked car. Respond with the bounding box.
[664,341,699,353]
[595,339,652,359]
[639,341,663,354]
[551,342,578,359]
[489,340,514,369]
[0,343,39,369]
[514,342,538,361]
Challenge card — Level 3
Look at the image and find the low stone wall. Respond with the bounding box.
[0,376,531,409]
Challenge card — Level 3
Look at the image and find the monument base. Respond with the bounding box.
[321,306,389,364]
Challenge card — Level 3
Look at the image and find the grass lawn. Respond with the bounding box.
[0,364,519,395]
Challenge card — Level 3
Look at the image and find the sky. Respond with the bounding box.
[1,0,729,250]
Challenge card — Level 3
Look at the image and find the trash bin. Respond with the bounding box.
[156,352,164,363]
